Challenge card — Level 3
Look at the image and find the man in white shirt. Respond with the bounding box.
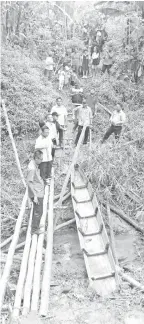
[35,125,53,183]
[101,104,126,143]
[51,97,67,148]
[74,98,93,145]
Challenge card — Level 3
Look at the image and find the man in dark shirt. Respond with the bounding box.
[27,150,45,235]
[71,84,83,106]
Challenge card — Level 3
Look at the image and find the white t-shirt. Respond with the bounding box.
[35,135,52,162]
[51,105,67,126]
[110,110,126,126]
[77,106,92,126]
[46,57,54,71]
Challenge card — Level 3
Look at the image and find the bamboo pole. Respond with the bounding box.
[12,205,33,318]
[0,189,28,312]
[39,170,54,316]
[116,266,144,291]
[98,103,111,115]
[22,234,38,316]
[103,203,144,234]
[107,203,120,286]
[54,125,86,228]
[107,203,119,266]
[0,227,26,249]
[54,190,69,202]
[31,185,49,312]
[55,218,75,231]
[1,100,26,188]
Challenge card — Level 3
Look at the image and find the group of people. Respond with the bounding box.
[27,91,126,235]
[44,35,114,92]
[27,97,67,235]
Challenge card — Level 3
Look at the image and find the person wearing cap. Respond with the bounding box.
[51,97,67,148]
[101,104,126,143]
[35,125,53,183]
[86,89,97,116]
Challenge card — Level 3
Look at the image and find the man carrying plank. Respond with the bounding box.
[27,150,45,235]
[74,98,93,146]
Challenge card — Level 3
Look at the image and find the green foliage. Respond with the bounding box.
[1,46,58,137]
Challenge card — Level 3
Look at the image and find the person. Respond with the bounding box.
[51,97,67,148]
[64,65,71,87]
[39,120,45,135]
[71,51,81,75]
[45,52,54,80]
[74,98,93,145]
[91,47,100,76]
[82,50,89,78]
[102,45,114,74]
[70,69,79,87]
[27,150,45,235]
[71,84,83,106]
[101,104,126,143]
[35,125,53,182]
[51,112,65,155]
[86,89,97,116]
[58,68,65,91]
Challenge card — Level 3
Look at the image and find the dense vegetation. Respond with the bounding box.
[1,1,144,237]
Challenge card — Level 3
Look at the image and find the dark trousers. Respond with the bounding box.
[39,161,52,181]
[102,64,112,74]
[58,128,64,146]
[75,126,90,145]
[102,124,122,143]
[31,197,43,234]
[52,139,56,159]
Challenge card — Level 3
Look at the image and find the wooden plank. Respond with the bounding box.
[39,170,54,316]
[0,189,28,312]
[54,126,86,228]
[12,205,33,318]
[22,234,38,315]
[31,186,49,312]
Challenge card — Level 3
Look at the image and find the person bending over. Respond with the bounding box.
[101,104,126,143]
[35,125,53,183]
[27,150,45,235]
[74,98,92,145]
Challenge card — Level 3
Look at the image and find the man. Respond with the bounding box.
[51,112,65,158]
[102,44,114,74]
[74,98,93,145]
[35,125,53,182]
[101,104,126,143]
[45,52,54,80]
[27,150,45,235]
[51,97,67,148]
[71,84,83,106]
[86,89,97,116]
